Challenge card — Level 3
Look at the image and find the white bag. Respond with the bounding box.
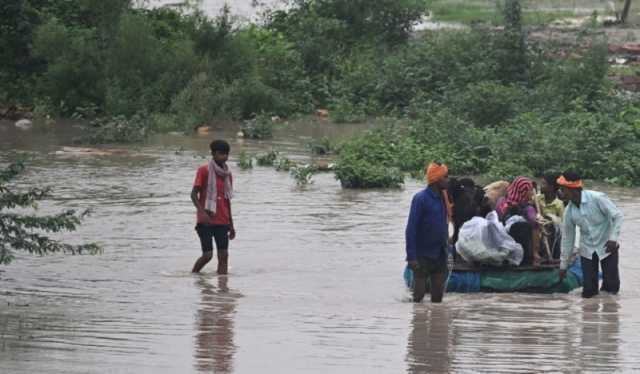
[456,211,524,266]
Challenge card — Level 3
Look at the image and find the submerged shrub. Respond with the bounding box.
[334,128,405,188]
[334,157,404,189]
[241,113,274,139]
[275,156,296,172]
[256,150,280,166]
[307,137,334,155]
[237,151,254,170]
[77,113,149,144]
[290,164,316,187]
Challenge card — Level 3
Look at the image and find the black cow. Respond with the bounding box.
[448,177,491,246]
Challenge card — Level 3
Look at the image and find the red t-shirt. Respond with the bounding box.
[193,164,232,225]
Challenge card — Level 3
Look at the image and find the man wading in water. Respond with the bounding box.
[405,162,451,303]
[191,140,236,274]
[557,171,623,298]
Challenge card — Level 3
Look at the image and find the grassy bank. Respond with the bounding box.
[429,0,578,25]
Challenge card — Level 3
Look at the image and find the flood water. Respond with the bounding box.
[1,120,640,373]
[146,0,283,19]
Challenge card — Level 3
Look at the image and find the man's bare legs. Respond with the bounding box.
[217,253,228,275]
[429,272,446,303]
[192,252,213,273]
[413,272,446,303]
[413,274,427,302]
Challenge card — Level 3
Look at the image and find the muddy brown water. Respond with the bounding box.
[1,120,640,373]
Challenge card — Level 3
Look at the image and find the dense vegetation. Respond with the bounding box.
[333,1,640,188]
[1,0,639,187]
[1,0,427,129]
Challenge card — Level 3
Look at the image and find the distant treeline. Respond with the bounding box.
[2,1,639,186]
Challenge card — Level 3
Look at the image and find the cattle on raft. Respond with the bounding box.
[447,177,492,246]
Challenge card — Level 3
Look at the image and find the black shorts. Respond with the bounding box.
[415,250,448,277]
[195,224,230,254]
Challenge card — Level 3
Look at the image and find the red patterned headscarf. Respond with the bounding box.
[505,176,534,206]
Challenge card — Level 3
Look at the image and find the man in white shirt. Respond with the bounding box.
[557,172,623,298]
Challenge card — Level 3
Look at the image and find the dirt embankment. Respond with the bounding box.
[528,24,640,91]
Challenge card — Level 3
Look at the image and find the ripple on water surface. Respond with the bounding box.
[1,124,640,373]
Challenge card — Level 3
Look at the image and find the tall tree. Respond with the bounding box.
[498,0,528,83]
[621,0,633,23]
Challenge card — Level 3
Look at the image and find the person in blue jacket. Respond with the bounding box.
[406,161,451,303]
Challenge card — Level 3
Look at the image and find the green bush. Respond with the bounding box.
[163,73,285,132]
[33,18,105,115]
[241,113,275,139]
[237,151,254,170]
[275,156,296,172]
[165,72,219,132]
[408,107,491,174]
[486,103,640,185]
[496,0,528,83]
[307,136,334,155]
[329,50,382,116]
[271,0,427,44]
[226,77,288,119]
[290,164,316,187]
[334,128,405,188]
[449,81,526,127]
[256,150,280,166]
[329,96,368,123]
[77,114,150,144]
[528,38,610,111]
[105,13,199,116]
[249,27,314,114]
[334,93,640,188]
[371,32,502,112]
[334,157,404,189]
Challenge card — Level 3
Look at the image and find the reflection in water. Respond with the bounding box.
[407,305,452,374]
[405,297,623,373]
[577,298,621,373]
[194,276,241,373]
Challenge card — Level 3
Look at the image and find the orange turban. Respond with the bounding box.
[425,162,452,222]
[557,175,583,189]
[426,162,448,185]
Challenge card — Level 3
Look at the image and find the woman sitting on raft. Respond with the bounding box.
[496,176,542,266]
